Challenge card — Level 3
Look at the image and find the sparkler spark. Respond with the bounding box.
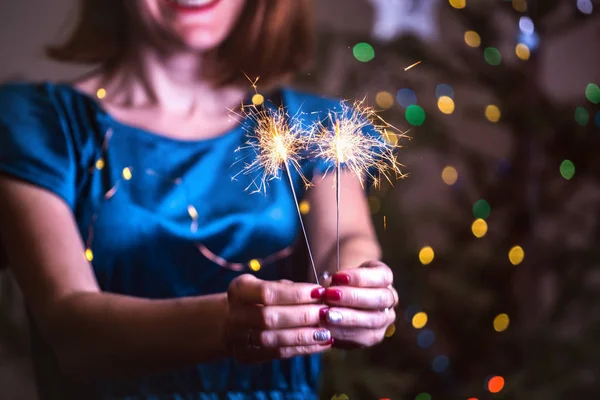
[404,60,422,71]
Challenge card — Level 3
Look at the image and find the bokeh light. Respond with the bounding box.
[487,376,505,393]
[467,398,479,400]
[385,324,396,337]
[376,91,394,109]
[518,31,540,51]
[412,312,428,329]
[96,88,106,99]
[249,259,261,272]
[575,107,590,126]
[464,31,481,47]
[187,205,199,220]
[484,47,502,66]
[449,0,466,9]
[432,355,450,373]
[406,105,426,126]
[299,200,310,215]
[419,246,435,265]
[252,94,264,106]
[585,83,600,104]
[471,218,488,238]
[485,105,501,122]
[515,43,531,60]
[382,129,399,145]
[404,305,420,322]
[560,159,575,180]
[493,313,510,332]
[95,158,105,170]
[596,111,600,128]
[435,84,454,99]
[437,96,455,114]
[577,0,594,14]
[353,42,375,62]
[396,88,418,108]
[512,0,527,12]
[417,329,435,348]
[122,167,132,180]
[85,248,94,262]
[518,16,534,35]
[331,394,349,400]
[508,245,524,265]
[442,166,458,185]
[473,199,491,219]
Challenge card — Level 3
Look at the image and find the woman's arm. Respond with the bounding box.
[0,176,230,378]
[306,171,381,277]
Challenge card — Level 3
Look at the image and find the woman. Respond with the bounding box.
[0,0,398,399]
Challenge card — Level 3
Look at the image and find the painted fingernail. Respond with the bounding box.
[326,310,342,323]
[332,273,351,285]
[313,329,331,342]
[310,287,325,299]
[325,288,342,301]
[319,307,329,321]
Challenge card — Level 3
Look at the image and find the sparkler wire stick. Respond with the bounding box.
[335,158,341,272]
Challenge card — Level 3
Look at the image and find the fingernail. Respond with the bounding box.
[326,310,342,323]
[310,287,325,299]
[321,338,335,346]
[319,307,329,321]
[332,273,351,285]
[313,329,331,342]
[325,288,342,301]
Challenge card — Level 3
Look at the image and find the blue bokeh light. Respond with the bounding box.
[396,88,418,108]
[404,305,420,323]
[417,329,435,348]
[432,355,450,373]
[435,84,454,100]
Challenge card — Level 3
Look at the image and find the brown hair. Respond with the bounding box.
[46,0,315,87]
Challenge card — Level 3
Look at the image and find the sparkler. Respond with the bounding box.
[312,100,406,272]
[232,77,319,284]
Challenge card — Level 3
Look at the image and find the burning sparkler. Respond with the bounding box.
[312,100,407,272]
[232,77,319,283]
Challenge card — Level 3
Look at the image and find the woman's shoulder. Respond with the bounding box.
[0,81,55,115]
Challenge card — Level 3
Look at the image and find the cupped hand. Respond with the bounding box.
[320,261,398,349]
[225,274,333,363]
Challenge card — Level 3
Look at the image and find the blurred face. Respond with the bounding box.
[137,0,246,52]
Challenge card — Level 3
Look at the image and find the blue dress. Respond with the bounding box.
[0,82,340,400]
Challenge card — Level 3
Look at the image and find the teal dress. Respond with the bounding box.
[0,82,340,399]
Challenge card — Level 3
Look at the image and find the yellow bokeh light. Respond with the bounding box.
[449,0,466,9]
[493,313,510,332]
[509,245,524,265]
[299,200,310,215]
[368,196,381,214]
[330,395,349,400]
[485,105,501,122]
[515,43,530,60]
[412,312,428,329]
[95,158,105,170]
[437,96,455,114]
[471,218,488,238]
[385,324,396,337]
[85,248,94,262]
[419,246,435,265]
[252,94,264,106]
[96,88,107,99]
[464,31,481,47]
[375,91,394,109]
[382,129,399,145]
[122,167,132,180]
[512,0,527,12]
[249,259,261,271]
[441,166,458,185]
[187,205,198,220]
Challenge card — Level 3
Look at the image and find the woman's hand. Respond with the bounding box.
[321,261,398,349]
[224,274,333,363]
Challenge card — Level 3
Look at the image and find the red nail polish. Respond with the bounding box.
[311,287,325,299]
[319,307,329,321]
[325,288,342,301]
[332,273,351,285]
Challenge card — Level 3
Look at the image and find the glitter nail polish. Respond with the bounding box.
[313,329,331,342]
[327,310,342,323]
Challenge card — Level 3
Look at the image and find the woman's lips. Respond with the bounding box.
[163,0,221,13]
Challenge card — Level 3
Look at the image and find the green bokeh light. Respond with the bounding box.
[405,105,426,126]
[484,47,502,66]
[352,42,375,62]
[415,393,432,400]
[575,107,590,126]
[585,83,600,104]
[473,199,491,220]
[560,160,575,180]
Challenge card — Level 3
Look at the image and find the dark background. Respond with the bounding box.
[1,0,600,399]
